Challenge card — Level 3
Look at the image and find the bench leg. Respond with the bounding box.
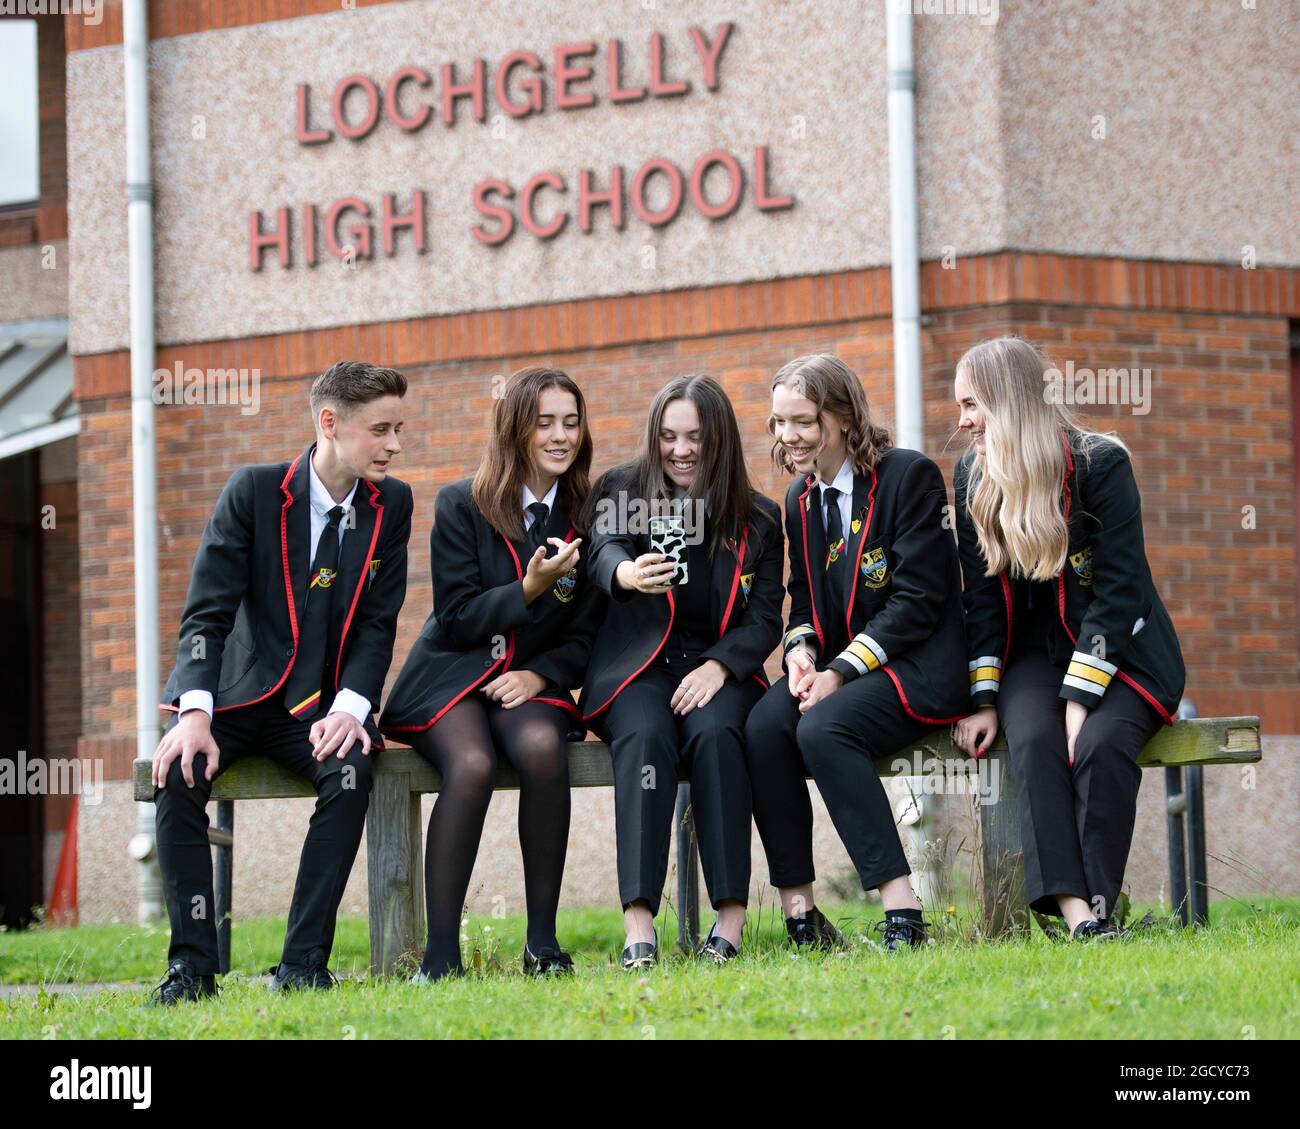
[214,800,233,975]
[366,772,424,976]
[979,748,1028,936]
[674,783,700,953]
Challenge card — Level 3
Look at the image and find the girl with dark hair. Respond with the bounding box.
[380,366,604,979]
[743,354,967,953]
[950,337,1184,939]
[579,374,783,967]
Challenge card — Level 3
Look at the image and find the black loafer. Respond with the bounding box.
[785,906,846,951]
[621,926,658,971]
[269,947,338,991]
[875,912,929,952]
[523,945,575,976]
[146,958,218,1007]
[1071,918,1120,942]
[696,923,740,964]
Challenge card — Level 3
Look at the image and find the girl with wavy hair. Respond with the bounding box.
[745,354,968,952]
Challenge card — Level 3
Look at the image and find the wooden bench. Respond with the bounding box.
[133,715,1262,974]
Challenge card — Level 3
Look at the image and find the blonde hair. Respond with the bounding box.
[768,354,892,475]
[957,337,1126,581]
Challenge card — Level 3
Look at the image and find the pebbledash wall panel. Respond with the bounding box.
[63,0,1299,355]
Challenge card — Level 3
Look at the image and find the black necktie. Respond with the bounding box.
[823,486,847,627]
[527,502,549,553]
[284,504,345,720]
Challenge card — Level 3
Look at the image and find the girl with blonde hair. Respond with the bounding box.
[951,336,1185,939]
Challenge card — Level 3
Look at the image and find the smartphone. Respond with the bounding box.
[649,516,688,586]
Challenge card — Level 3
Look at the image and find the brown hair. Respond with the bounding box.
[767,353,892,475]
[309,360,407,422]
[472,366,593,541]
[586,373,768,555]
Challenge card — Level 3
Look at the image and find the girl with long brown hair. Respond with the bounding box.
[579,374,783,967]
[950,336,1184,939]
[380,366,603,978]
[744,354,968,952]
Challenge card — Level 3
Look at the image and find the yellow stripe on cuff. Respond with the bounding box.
[969,665,1001,684]
[1066,661,1112,688]
[847,641,882,672]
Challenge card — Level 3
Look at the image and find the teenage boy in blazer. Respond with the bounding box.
[148,361,413,1004]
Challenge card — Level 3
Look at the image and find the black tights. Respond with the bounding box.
[407,696,571,977]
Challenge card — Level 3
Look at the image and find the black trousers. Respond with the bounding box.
[594,658,763,915]
[744,671,928,892]
[998,648,1161,919]
[154,693,375,974]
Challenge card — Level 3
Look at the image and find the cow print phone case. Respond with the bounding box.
[649,516,688,586]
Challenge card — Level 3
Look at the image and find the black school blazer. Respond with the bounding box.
[160,444,413,737]
[954,431,1185,724]
[378,478,604,734]
[578,466,784,722]
[780,446,968,725]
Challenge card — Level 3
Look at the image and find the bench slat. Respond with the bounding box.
[130,716,1262,802]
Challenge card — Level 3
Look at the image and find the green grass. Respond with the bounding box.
[2,898,1297,1039]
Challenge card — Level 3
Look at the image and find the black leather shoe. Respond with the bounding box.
[875,912,929,952]
[147,959,218,1007]
[696,923,740,964]
[1071,918,1119,942]
[785,906,846,950]
[269,947,338,991]
[621,926,658,971]
[523,945,575,976]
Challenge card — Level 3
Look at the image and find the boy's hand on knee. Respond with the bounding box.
[311,711,371,761]
[152,711,221,788]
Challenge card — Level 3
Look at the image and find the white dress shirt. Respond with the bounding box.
[178,456,371,725]
[819,458,854,541]
[522,480,559,531]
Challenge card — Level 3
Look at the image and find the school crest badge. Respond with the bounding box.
[366,559,381,588]
[1069,546,1094,587]
[825,537,846,569]
[860,547,888,589]
[312,567,337,590]
[740,571,755,603]
[851,516,862,535]
[553,566,578,603]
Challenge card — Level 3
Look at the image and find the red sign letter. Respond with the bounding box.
[472,179,516,245]
[249,207,291,270]
[631,159,684,227]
